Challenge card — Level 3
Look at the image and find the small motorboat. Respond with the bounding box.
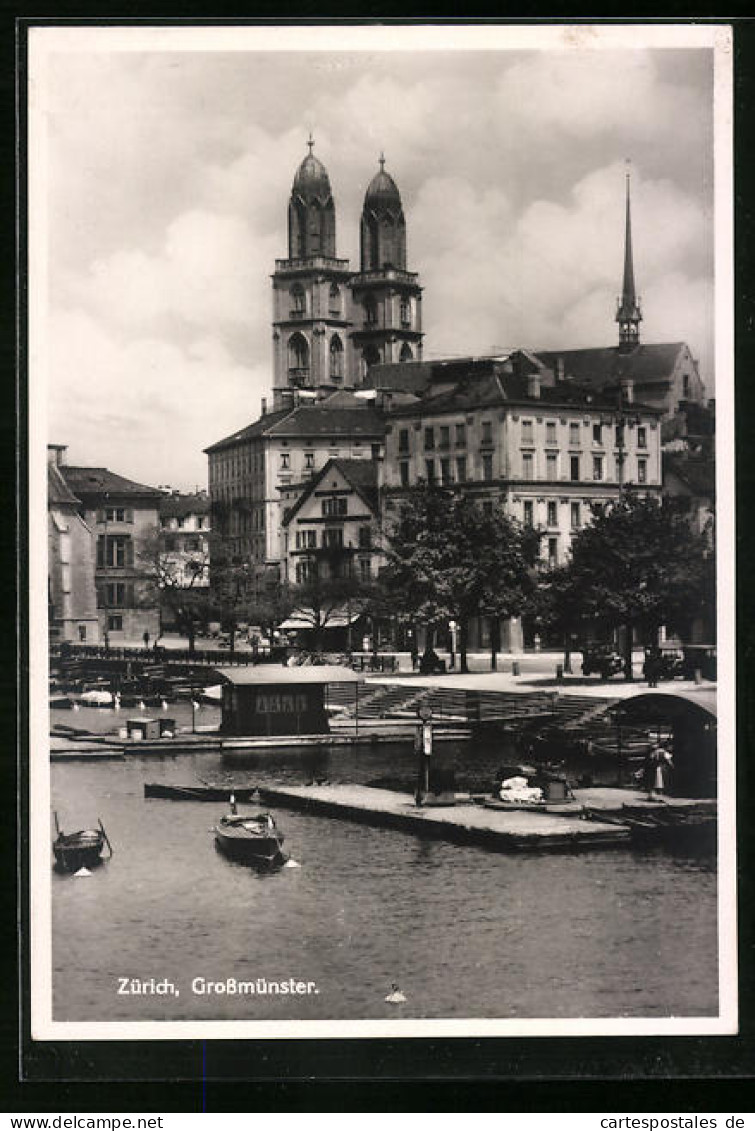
[214,801,286,866]
[144,783,257,803]
[52,813,113,873]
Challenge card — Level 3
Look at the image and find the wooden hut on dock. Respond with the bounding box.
[214,665,360,737]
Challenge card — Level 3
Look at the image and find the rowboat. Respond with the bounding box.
[144,783,257,803]
[52,813,113,872]
[214,806,286,866]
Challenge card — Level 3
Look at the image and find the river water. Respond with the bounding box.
[49,704,718,1023]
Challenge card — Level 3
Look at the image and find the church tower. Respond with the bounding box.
[616,168,642,352]
[272,138,356,407]
[350,156,423,378]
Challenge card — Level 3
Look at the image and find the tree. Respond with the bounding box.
[554,493,714,679]
[139,525,212,654]
[383,485,541,673]
[283,565,370,654]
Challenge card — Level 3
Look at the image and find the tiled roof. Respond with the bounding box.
[159,492,211,519]
[61,466,163,499]
[366,355,508,395]
[205,395,383,453]
[282,457,380,526]
[332,458,379,512]
[267,405,384,438]
[204,409,291,453]
[664,455,715,498]
[387,368,659,418]
[534,343,689,388]
[48,462,80,506]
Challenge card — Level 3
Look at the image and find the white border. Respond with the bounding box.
[27,21,736,1042]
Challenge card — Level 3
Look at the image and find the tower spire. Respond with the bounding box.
[616,163,642,351]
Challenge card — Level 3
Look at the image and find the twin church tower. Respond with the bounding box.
[271,138,423,409]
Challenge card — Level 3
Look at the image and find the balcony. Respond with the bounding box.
[351,268,419,286]
[275,256,350,273]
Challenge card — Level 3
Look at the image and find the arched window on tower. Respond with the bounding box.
[288,333,310,385]
[363,345,381,375]
[399,343,413,364]
[291,285,306,318]
[400,297,411,328]
[329,284,341,316]
[364,295,378,326]
[293,202,307,258]
[381,214,395,268]
[329,336,344,382]
[307,201,321,256]
[368,216,379,271]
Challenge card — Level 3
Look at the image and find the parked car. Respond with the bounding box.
[581,645,624,680]
[419,650,447,675]
[643,645,685,682]
[681,644,717,681]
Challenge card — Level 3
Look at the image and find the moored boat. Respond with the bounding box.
[52,813,113,872]
[214,804,286,866]
[145,783,257,802]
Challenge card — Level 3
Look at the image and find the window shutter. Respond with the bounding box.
[126,539,134,566]
[126,509,134,524]
[96,536,104,567]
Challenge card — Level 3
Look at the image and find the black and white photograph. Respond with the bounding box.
[27,22,735,1042]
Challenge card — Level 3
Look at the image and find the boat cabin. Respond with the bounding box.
[214,665,360,737]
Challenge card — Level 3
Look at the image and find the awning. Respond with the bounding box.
[279,608,362,631]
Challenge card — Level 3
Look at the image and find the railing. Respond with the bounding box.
[51,643,285,667]
[275,256,350,272]
[352,268,419,285]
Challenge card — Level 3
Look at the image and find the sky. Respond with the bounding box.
[35,28,717,491]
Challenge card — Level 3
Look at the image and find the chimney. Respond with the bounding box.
[261,397,267,416]
[620,377,634,405]
[556,356,565,382]
[47,443,67,467]
[527,373,541,399]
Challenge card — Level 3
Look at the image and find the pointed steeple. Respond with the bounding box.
[616,166,642,351]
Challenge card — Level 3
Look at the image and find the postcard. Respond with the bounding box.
[26,21,735,1049]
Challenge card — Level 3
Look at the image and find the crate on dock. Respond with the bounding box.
[126,717,161,741]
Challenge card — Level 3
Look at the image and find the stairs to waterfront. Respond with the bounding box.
[326,682,621,733]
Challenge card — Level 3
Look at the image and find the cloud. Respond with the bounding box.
[47,308,268,488]
[40,42,716,487]
[415,161,713,374]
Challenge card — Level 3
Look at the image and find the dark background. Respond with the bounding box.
[6,8,755,1113]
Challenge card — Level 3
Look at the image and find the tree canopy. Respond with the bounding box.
[383,485,541,671]
[549,493,714,676]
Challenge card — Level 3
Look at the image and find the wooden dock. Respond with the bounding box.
[50,723,469,761]
[255,783,632,852]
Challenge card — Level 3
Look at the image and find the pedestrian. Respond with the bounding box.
[143,630,150,650]
[646,743,673,798]
[410,644,419,671]
[644,646,660,688]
